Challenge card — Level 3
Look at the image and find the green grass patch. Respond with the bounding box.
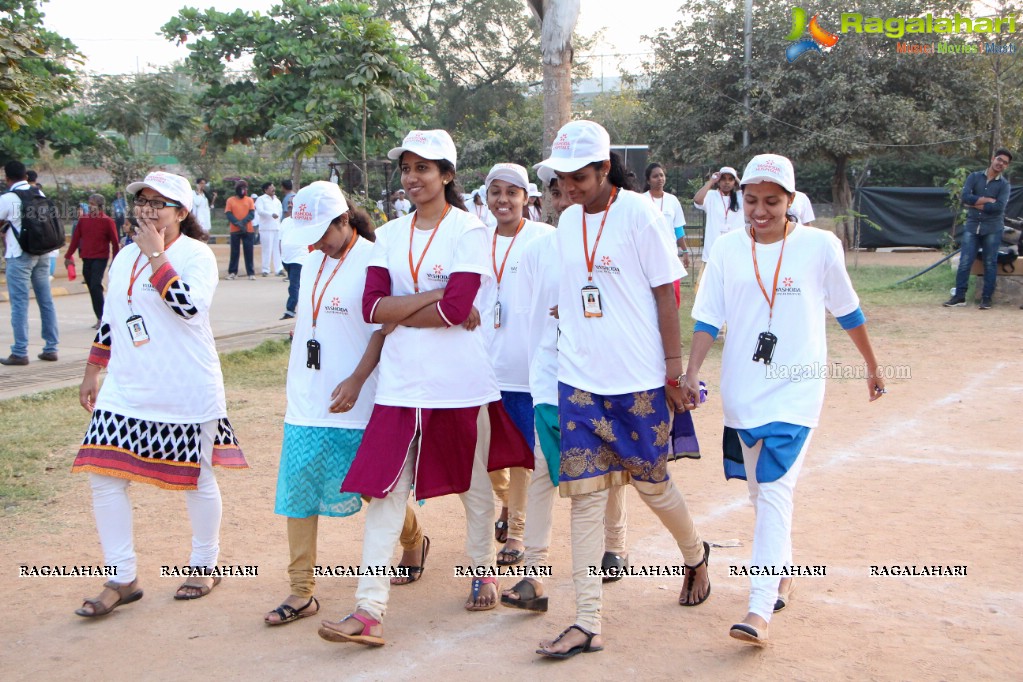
[848,261,955,307]
[0,339,293,512]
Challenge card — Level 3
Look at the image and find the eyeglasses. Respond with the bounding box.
[133,196,181,209]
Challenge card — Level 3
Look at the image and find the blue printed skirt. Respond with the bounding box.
[274,423,364,518]
[557,382,672,496]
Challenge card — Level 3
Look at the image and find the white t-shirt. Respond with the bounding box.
[483,220,554,392]
[285,238,380,428]
[643,191,686,240]
[527,205,542,222]
[470,203,496,228]
[192,191,212,233]
[789,191,815,224]
[280,220,311,266]
[556,189,685,395]
[0,180,31,259]
[691,224,860,430]
[394,198,411,217]
[695,189,745,262]
[518,231,559,407]
[369,208,500,408]
[96,237,226,423]
[255,194,283,231]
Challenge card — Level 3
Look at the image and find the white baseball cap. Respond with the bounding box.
[536,166,557,187]
[534,120,611,174]
[485,163,529,191]
[388,129,458,169]
[527,182,542,198]
[280,181,350,248]
[126,172,194,212]
[740,155,795,194]
[717,166,740,181]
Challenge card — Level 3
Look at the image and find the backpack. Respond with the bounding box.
[2,187,66,255]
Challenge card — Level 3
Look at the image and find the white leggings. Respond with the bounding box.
[88,420,222,583]
[741,431,812,621]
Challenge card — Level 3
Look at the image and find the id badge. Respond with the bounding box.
[306,339,321,370]
[494,301,502,329]
[752,331,777,365]
[581,285,603,318]
[126,314,150,347]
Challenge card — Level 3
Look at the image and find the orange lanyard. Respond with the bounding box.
[127,235,179,309]
[750,222,790,329]
[408,205,450,293]
[719,191,731,221]
[491,218,524,291]
[582,186,618,283]
[310,235,358,332]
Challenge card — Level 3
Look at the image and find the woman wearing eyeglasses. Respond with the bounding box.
[71,172,247,618]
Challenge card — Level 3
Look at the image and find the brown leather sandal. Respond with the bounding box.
[75,579,144,618]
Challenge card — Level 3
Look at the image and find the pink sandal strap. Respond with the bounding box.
[346,612,380,633]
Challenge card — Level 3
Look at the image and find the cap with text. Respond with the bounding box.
[740,155,795,194]
[534,120,611,174]
[280,181,350,248]
[388,129,458,169]
[126,172,194,212]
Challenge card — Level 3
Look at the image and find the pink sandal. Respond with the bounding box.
[318,612,385,647]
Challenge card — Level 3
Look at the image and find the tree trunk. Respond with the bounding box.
[362,92,369,199]
[831,155,853,250]
[291,150,303,190]
[542,59,572,155]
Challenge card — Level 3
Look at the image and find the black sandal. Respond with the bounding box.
[265,596,319,626]
[601,552,629,584]
[679,541,711,607]
[392,536,430,586]
[494,517,509,543]
[501,579,548,612]
[536,624,604,659]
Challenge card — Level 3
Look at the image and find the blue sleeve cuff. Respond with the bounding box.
[694,321,719,340]
[837,307,866,330]
[674,226,686,239]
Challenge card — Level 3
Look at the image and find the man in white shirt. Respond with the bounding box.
[393,189,411,217]
[191,177,216,233]
[255,181,284,276]
[0,160,59,365]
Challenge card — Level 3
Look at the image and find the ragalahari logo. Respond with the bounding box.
[786,7,840,62]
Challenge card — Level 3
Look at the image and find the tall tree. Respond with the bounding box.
[642,0,992,246]
[526,0,580,154]
[0,0,80,132]
[162,0,431,190]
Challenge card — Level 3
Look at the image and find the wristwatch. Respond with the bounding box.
[666,374,685,388]
[148,250,164,260]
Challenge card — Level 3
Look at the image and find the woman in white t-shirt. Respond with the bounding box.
[71,172,247,617]
[530,121,710,659]
[318,130,532,647]
[643,162,692,270]
[694,165,745,262]
[480,163,554,567]
[686,154,885,647]
[525,183,543,222]
[261,182,382,626]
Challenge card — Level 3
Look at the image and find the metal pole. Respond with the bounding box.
[743,0,752,149]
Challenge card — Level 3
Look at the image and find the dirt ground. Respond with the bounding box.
[1,251,1021,681]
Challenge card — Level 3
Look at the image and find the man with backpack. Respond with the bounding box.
[0,160,61,365]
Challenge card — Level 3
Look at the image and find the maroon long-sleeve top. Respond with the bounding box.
[65,213,120,260]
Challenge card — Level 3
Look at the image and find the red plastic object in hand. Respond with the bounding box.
[66,261,77,281]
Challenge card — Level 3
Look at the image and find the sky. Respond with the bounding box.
[40,0,685,77]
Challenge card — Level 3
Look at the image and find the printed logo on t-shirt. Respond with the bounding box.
[776,276,801,295]
[293,203,313,222]
[141,282,156,292]
[427,263,448,282]
[594,255,621,276]
[324,296,349,315]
